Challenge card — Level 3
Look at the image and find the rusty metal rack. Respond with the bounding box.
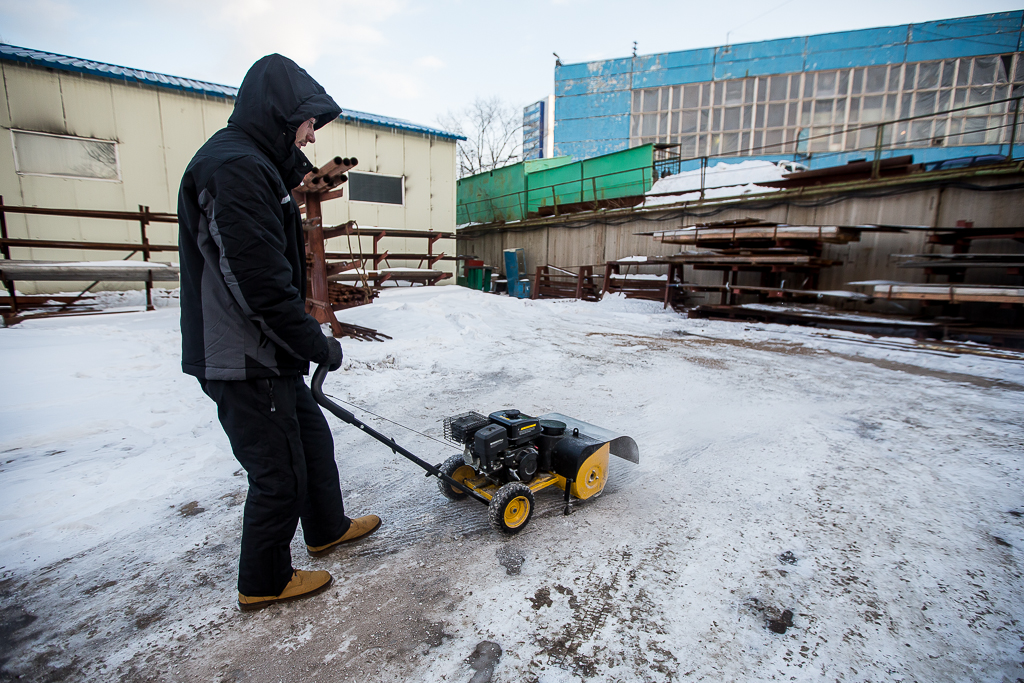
[295,160,391,341]
[645,218,880,305]
[0,198,178,323]
[313,220,456,296]
[531,265,602,302]
[602,258,687,309]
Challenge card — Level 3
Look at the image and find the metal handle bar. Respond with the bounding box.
[310,364,489,506]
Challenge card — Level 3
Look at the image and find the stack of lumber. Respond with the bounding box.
[677,283,872,302]
[649,218,906,247]
[665,251,839,269]
[893,253,1024,272]
[872,283,1024,304]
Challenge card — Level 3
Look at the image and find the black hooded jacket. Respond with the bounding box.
[178,55,341,380]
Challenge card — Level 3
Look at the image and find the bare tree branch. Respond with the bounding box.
[437,97,523,178]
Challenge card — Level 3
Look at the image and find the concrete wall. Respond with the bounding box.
[457,174,1024,311]
[554,11,1024,162]
[0,61,458,293]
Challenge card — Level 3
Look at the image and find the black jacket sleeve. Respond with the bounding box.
[204,158,331,364]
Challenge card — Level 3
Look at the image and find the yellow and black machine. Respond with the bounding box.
[312,365,638,534]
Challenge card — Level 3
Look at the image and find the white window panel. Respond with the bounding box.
[12,130,120,181]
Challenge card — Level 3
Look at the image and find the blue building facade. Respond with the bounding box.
[523,99,547,160]
[553,12,1024,169]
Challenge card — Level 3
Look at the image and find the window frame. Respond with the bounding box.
[10,129,122,182]
[628,52,1023,158]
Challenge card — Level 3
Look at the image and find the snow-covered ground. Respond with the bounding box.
[1,287,1022,682]
[644,160,786,207]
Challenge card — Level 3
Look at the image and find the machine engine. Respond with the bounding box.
[444,409,564,484]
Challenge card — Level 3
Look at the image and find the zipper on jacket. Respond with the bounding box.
[268,379,276,413]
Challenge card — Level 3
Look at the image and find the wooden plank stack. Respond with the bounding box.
[872,284,1024,304]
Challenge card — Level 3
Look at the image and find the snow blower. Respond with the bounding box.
[311,364,639,534]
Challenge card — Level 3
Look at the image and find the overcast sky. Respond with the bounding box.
[1,1,1021,129]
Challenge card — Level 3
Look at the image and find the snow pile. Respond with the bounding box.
[1,287,1022,682]
[645,160,786,207]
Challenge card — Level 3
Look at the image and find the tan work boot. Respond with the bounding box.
[237,569,333,612]
[307,514,381,557]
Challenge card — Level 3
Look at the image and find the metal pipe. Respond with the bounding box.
[871,124,885,180]
[0,204,177,222]
[1008,97,1021,161]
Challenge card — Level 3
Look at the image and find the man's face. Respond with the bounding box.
[295,118,316,148]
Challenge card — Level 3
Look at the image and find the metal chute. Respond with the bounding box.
[538,413,639,464]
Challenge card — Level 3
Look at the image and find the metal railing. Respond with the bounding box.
[457,165,654,225]
[0,198,177,313]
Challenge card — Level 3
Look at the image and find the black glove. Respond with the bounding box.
[326,337,344,371]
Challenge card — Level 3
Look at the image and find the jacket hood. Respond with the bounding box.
[228,54,341,177]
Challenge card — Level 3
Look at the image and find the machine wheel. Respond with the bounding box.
[488,482,535,534]
[438,454,476,501]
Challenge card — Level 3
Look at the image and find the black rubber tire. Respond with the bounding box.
[488,482,535,534]
[438,454,475,501]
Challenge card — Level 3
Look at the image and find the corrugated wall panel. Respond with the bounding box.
[58,75,118,141]
[459,177,1023,304]
[0,62,458,293]
[5,63,64,134]
[430,139,456,233]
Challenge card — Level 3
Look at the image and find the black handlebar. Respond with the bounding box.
[309,364,489,506]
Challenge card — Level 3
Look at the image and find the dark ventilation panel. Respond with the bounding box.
[349,172,404,205]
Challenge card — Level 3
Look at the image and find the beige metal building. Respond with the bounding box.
[0,45,461,294]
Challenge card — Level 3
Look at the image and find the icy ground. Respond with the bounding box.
[1,287,1023,683]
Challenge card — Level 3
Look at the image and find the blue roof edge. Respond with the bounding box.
[0,44,238,97]
[339,109,465,141]
[0,44,465,142]
[555,10,1023,76]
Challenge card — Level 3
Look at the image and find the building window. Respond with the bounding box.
[11,130,120,181]
[629,52,1023,160]
[348,171,404,205]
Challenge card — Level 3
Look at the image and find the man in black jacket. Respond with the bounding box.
[178,54,380,611]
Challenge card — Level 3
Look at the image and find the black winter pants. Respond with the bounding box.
[200,374,351,596]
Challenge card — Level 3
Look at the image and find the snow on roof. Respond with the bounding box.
[0,44,464,141]
[644,160,786,207]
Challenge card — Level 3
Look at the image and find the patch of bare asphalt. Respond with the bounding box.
[587,331,1024,391]
[112,547,458,682]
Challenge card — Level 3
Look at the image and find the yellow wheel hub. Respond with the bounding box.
[452,465,474,484]
[503,496,531,528]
